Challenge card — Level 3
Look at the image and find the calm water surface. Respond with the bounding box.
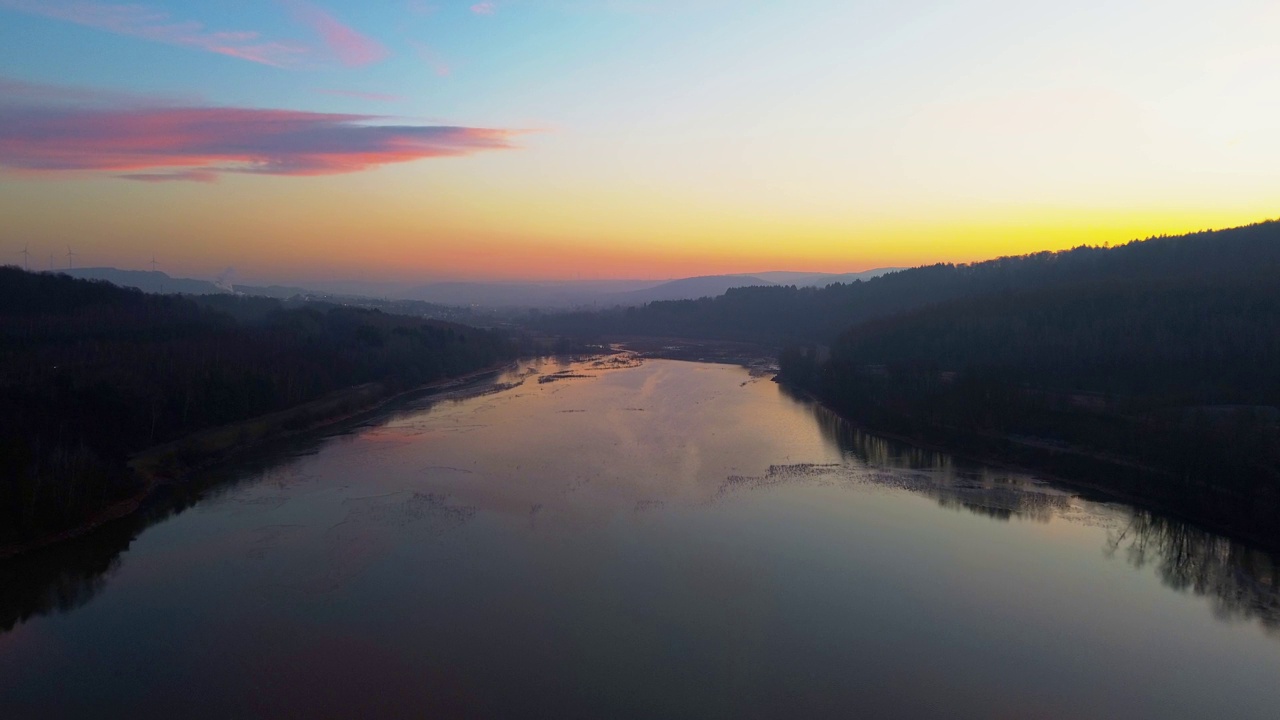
[2,355,1279,719]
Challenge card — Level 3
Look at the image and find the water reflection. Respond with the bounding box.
[0,526,125,633]
[0,444,324,632]
[1107,511,1280,634]
[0,359,571,633]
[808,400,1073,523]
[804,389,1280,632]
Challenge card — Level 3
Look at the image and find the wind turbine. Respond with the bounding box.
[66,245,78,270]
[18,243,29,271]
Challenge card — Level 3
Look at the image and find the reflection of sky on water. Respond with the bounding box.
[2,354,1279,719]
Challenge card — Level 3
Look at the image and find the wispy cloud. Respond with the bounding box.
[0,0,308,67]
[470,2,496,15]
[283,0,388,67]
[116,169,220,183]
[0,80,524,181]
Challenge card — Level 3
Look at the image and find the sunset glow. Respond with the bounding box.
[2,0,1278,282]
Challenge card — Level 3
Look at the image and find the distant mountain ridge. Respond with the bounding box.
[60,267,319,299]
[606,275,776,304]
[753,268,903,287]
[397,280,650,308]
[398,269,901,307]
[57,265,901,309]
[64,268,227,295]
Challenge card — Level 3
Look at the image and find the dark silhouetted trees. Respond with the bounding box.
[0,268,517,547]
[774,224,1280,548]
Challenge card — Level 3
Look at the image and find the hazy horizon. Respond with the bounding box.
[21,211,1262,288]
[44,263,909,288]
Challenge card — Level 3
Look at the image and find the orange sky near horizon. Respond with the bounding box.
[2,168,1273,282]
[3,1,1279,284]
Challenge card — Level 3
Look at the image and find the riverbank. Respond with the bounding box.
[781,379,1280,555]
[0,362,515,560]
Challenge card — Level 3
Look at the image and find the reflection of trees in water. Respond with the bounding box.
[1107,511,1280,633]
[0,437,325,634]
[917,478,1070,524]
[809,402,1069,523]
[805,392,1280,634]
[0,517,133,632]
[0,378,490,636]
[818,414,953,473]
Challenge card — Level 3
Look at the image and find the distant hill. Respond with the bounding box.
[398,271,901,308]
[400,280,651,308]
[745,271,819,284]
[59,267,901,309]
[753,269,903,287]
[64,267,228,295]
[794,268,904,286]
[605,275,775,304]
[62,267,329,300]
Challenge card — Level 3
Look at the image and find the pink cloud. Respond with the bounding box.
[283,0,388,68]
[0,0,309,67]
[0,82,524,181]
[470,2,495,15]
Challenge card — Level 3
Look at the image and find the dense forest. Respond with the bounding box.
[0,268,517,549]
[774,223,1280,547]
[536,220,1280,347]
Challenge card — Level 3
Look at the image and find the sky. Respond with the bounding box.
[1,0,1278,283]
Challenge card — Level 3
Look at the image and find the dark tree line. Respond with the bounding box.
[0,268,517,546]
[536,220,1280,346]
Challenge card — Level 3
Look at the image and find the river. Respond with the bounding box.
[1,353,1278,719]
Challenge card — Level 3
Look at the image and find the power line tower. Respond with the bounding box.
[150,253,160,273]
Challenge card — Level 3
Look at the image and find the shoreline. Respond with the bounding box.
[0,361,516,561]
[780,379,1280,556]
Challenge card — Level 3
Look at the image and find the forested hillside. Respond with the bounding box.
[0,268,517,548]
[776,223,1280,547]
[537,220,1280,346]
